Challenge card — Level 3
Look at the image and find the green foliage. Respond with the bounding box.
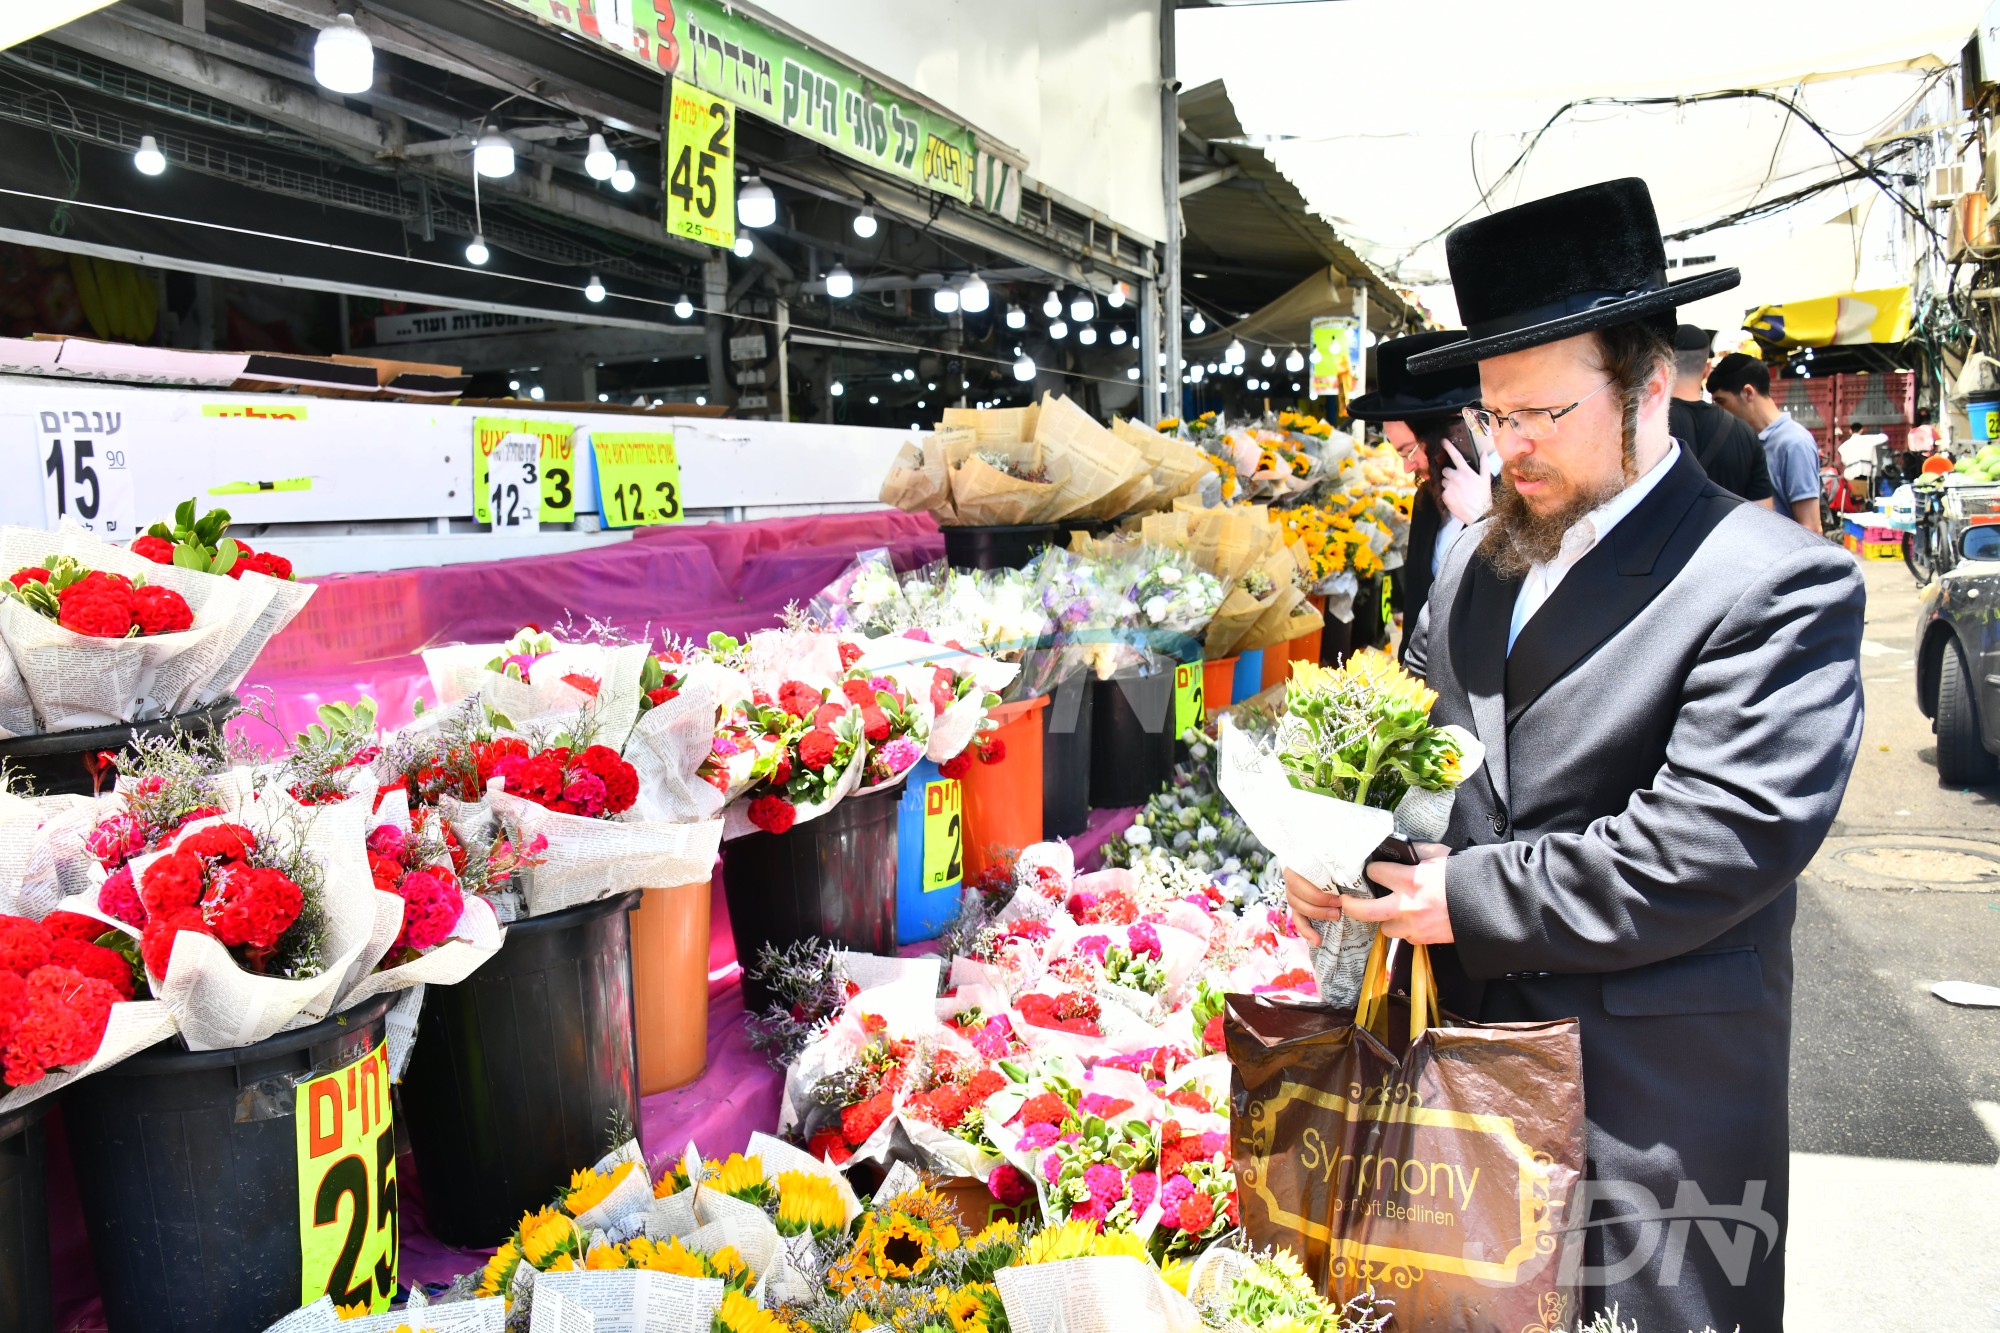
[148,499,242,576]
[1276,655,1463,809]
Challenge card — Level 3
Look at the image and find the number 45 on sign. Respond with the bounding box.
[666,81,735,251]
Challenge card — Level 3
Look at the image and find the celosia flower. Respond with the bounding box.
[393,870,464,953]
[99,866,144,929]
[748,795,795,835]
[877,737,921,775]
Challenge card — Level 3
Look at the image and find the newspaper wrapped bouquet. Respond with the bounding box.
[422,625,651,750]
[1217,651,1481,1005]
[0,906,177,1113]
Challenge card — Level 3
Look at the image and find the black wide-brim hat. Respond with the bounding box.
[1347,330,1481,422]
[1406,177,1740,374]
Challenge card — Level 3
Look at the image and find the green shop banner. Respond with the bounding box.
[495,0,980,203]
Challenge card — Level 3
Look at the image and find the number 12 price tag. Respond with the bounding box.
[483,434,541,530]
[591,432,684,528]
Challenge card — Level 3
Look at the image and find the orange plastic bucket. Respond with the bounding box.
[1201,656,1236,719]
[961,694,1048,883]
[1260,638,1291,691]
[630,879,712,1095]
[1291,594,1326,666]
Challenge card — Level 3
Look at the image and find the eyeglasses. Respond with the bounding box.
[1462,379,1614,442]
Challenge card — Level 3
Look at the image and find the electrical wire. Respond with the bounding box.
[0,185,1145,389]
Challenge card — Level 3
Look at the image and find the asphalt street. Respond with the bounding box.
[1785,552,2000,1332]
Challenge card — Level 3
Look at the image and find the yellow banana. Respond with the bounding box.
[132,263,158,343]
[93,257,130,340]
[69,252,109,339]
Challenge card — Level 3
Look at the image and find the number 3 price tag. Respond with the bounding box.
[484,434,542,531]
[591,432,684,528]
[665,80,735,250]
[296,1041,397,1313]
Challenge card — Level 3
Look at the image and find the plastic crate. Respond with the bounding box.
[1841,518,1902,544]
[1833,371,1915,428]
[1841,532,1902,560]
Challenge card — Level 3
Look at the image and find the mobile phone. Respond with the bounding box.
[1360,833,1419,895]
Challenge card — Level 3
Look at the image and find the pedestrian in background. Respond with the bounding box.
[1706,352,1822,531]
[1666,325,1773,508]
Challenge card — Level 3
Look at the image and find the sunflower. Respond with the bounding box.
[868,1215,937,1282]
[709,1245,749,1281]
[623,1235,710,1279]
[475,1240,521,1300]
[716,1289,790,1333]
[655,1155,721,1198]
[584,1242,630,1270]
[774,1169,847,1240]
[1020,1219,1148,1266]
[564,1159,639,1217]
[708,1152,770,1205]
[943,1282,1004,1333]
[884,1188,961,1252]
[1159,1257,1194,1296]
[970,1218,1018,1251]
[518,1207,582,1270]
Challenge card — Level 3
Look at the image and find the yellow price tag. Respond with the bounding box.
[472,418,577,524]
[923,777,962,891]
[592,431,684,528]
[1174,660,1204,737]
[296,1041,397,1313]
[665,81,735,251]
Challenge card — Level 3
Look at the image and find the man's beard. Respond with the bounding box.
[1478,408,1640,579]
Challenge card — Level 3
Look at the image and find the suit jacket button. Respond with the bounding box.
[1489,813,1508,836]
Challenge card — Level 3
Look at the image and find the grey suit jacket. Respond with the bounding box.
[1406,446,1863,1332]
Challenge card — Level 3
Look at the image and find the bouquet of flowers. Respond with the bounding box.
[422,625,651,749]
[131,498,295,581]
[808,548,912,637]
[1217,651,1480,1004]
[0,908,176,1111]
[1104,730,1281,903]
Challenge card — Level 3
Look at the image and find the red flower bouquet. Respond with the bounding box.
[364,819,467,956]
[3,557,193,639]
[490,742,640,819]
[1017,990,1103,1038]
[0,918,122,1088]
[131,499,295,581]
[135,821,308,979]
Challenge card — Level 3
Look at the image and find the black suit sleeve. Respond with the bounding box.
[1736,424,1775,502]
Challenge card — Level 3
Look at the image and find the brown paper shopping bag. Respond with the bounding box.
[1227,938,1586,1333]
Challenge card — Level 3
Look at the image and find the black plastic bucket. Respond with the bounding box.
[0,696,237,797]
[63,992,397,1333]
[1320,609,1354,667]
[940,523,1058,571]
[720,784,902,1012]
[0,1102,51,1333]
[399,890,640,1248]
[1090,671,1176,809]
[1042,671,1095,839]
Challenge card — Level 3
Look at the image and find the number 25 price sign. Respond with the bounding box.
[296,1041,397,1313]
[591,432,685,528]
[665,79,735,250]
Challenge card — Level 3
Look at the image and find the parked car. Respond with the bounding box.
[1918,523,2000,784]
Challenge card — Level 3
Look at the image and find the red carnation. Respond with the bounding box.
[807,1128,853,1167]
[131,585,194,636]
[1173,1189,1216,1234]
[56,590,133,638]
[840,1089,893,1147]
[140,906,208,979]
[1202,1013,1225,1054]
[646,685,679,707]
[67,570,132,596]
[369,852,404,893]
[798,729,840,772]
[176,822,257,864]
[861,709,891,744]
[840,679,878,707]
[504,754,568,804]
[0,916,53,976]
[202,866,302,952]
[0,972,24,1049]
[139,852,207,919]
[977,736,1006,765]
[99,867,144,929]
[938,752,973,781]
[473,737,530,783]
[836,641,863,670]
[965,1069,1006,1102]
[8,566,49,588]
[777,680,822,719]
[767,755,793,786]
[130,535,175,565]
[576,746,639,814]
[811,701,847,729]
[50,938,136,1001]
[41,911,110,944]
[1014,1092,1070,1128]
[988,1163,1033,1207]
[747,794,796,835]
[238,550,295,580]
[930,678,956,713]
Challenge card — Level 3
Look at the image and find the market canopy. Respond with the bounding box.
[1177,0,1978,330]
[1745,286,1915,349]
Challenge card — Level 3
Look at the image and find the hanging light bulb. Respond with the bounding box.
[733,235,754,258]
[869,395,880,404]
[132,135,166,176]
[1225,339,1247,366]
[1079,327,1098,346]
[1004,304,1027,330]
[1188,309,1206,335]
[1126,366,1140,380]
[1013,355,1036,382]
[611,160,636,193]
[313,13,374,94]
[1042,289,1062,319]
[959,274,990,313]
[933,284,959,314]
[1109,327,1128,346]
[1285,347,1305,373]
[1310,346,1322,364]
[473,130,516,179]
[583,275,606,303]
[825,266,854,299]
[464,234,490,265]
[830,380,845,397]
[1049,319,1069,340]
[674,297,694,319]
[853,205,878,238]
[737,176,777,228]
[1070,289,1096,322]
[1191,363,1206,382]
[1260,347,1276,368]
[1107,282,1128,310]
[584,132,617,181]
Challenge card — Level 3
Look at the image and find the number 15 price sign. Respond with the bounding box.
[665,80,734,251]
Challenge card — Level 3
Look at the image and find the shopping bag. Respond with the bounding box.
[1226,937,1586,1332]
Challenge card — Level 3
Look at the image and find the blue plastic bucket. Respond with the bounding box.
[895,758,964,943]
[1971,394,2000,441]
[1232,650,1265,703]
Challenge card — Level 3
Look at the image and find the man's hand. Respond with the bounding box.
[1345,843,1455,944]
[1284,868,1344,948]
[1439,441,1494,527]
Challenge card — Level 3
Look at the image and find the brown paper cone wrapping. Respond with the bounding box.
[1203,587,1268,657]
[879,439,956,518]
[949,454,1058,526]
[1113,418,1214,506]
[1032,393,1148,521]
[941,405,1038,450]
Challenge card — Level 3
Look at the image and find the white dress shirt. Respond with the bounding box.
[1433,512,1464,578]
[1507,442,1680,653]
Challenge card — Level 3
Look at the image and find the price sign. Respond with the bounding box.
[472,418,576,525]
[484,434,541,530]
[37,411,136,537]
[296,1041,397,1313]
[665,80,735,250]
[1174,660,1204,737]
[923,777,962,892]
[590,431,685,528]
